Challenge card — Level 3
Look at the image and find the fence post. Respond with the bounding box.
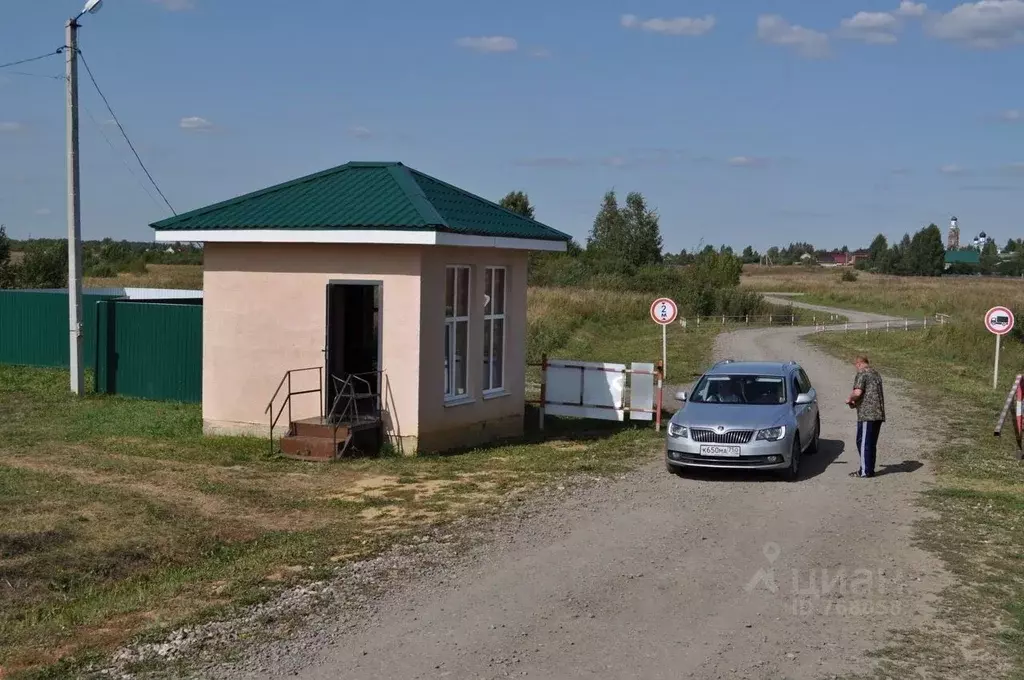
[697,317,701,328]
[845,322,849,332]
[886,321,890,332]
[745,314,749,325]
[905,318,909,330]
[539,353,547,430]
[769,315,772,326]
[924,317,927,328]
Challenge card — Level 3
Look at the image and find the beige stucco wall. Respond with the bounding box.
[417,248,529,452]
[202,243,422,444]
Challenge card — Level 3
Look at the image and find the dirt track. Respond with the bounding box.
[243,302,951,680]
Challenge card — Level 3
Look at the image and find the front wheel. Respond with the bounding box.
[782,435,801,482]
[666,458,685,476]
[806,414,820,455]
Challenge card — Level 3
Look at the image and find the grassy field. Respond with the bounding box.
[0,286,715,679]
[84,264,203,290]
[742,263,1024,319]
[750,266,1024,676]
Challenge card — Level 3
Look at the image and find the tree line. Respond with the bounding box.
[0,227,203,289]
[499,190,764,318]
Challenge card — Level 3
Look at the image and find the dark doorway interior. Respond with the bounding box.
[325,282,382,451]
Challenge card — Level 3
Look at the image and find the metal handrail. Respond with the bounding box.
[266,366,323,456]
[325,371,384,458]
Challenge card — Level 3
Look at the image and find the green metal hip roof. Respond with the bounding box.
[149,161,570,242]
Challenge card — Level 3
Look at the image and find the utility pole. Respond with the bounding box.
[66,17,84,395]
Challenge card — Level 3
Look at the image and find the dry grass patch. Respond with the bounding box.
[85,264,203,290]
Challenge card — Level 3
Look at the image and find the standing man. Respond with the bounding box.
[845,355,885,478]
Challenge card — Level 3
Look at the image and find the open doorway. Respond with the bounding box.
[325,282,382,449]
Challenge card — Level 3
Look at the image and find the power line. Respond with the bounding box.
[82,102,166,212]
[77,50,177,215]
[0,49,63,71]
[4,70,63,80]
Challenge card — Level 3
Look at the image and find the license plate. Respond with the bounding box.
[699,445,741,457]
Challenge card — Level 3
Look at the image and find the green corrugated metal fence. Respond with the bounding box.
[95,299,202,402]
[0,291,118,369]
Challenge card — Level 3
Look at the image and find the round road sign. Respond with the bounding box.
[650,297,678,325]
[985,306,1015,335]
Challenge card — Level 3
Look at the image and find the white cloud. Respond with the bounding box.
[153,0,195,9]
[1000,108,1023,121]
[757,15,831,58]
[348,125,372,140]
[455,36,518,53]
[179,116,214,131]
[838,11,901,43]
[940,163,967,174]
[620,13,716,36]
[728,156,769,167]
[0,122,24,133]
[927,0,1024,48]
[527,47,551,58]
[896,1,928,17]
[34,208,51,216]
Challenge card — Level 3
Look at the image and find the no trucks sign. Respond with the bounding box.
[987,306,1016,390]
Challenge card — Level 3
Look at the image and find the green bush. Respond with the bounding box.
[839,269,859,283]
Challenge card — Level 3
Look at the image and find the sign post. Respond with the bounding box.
[650,297,678,379]
[985,306,1015,389]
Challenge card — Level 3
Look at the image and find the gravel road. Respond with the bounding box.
[190,301,952,680]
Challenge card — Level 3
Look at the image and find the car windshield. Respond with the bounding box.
[689,374,787,405]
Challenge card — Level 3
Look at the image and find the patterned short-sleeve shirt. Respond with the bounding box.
[854,367,885,422]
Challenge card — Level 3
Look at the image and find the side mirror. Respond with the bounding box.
[675,390,687,402]
[795,391,814,405]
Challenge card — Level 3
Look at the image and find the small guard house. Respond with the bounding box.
[150,161,570,455]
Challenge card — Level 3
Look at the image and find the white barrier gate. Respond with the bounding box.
[538,357,662,430]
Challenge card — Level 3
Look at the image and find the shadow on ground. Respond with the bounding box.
[876,460,923,476]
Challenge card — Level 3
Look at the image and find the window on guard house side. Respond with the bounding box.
[445,265,471,400]
[483,266,506,393]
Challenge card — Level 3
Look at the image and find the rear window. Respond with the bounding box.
[689,374,787,405]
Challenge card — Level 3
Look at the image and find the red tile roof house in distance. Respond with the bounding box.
[150,161,571,456]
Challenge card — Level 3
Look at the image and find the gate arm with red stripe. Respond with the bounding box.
[993,375,1023,449]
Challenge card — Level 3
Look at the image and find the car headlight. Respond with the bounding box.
[668,423,688,438]
[755,426,786,441]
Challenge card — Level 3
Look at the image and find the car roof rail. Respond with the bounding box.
[715,358,735,365]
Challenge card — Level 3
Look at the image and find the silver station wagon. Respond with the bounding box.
[665,360,820,481]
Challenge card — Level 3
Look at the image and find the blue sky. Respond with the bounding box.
[1,0,1022,252]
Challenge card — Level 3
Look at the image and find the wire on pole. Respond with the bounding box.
[76,50,177,215]
[0,49,64,71]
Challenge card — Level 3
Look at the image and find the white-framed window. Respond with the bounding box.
[483,266,507,394]
[444,265,471,400]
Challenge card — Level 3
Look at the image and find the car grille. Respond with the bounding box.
[690,428,754,444]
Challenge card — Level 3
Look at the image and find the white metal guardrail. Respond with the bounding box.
[812,314,950,333]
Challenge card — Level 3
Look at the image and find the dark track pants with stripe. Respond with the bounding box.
[856,420,882,477]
